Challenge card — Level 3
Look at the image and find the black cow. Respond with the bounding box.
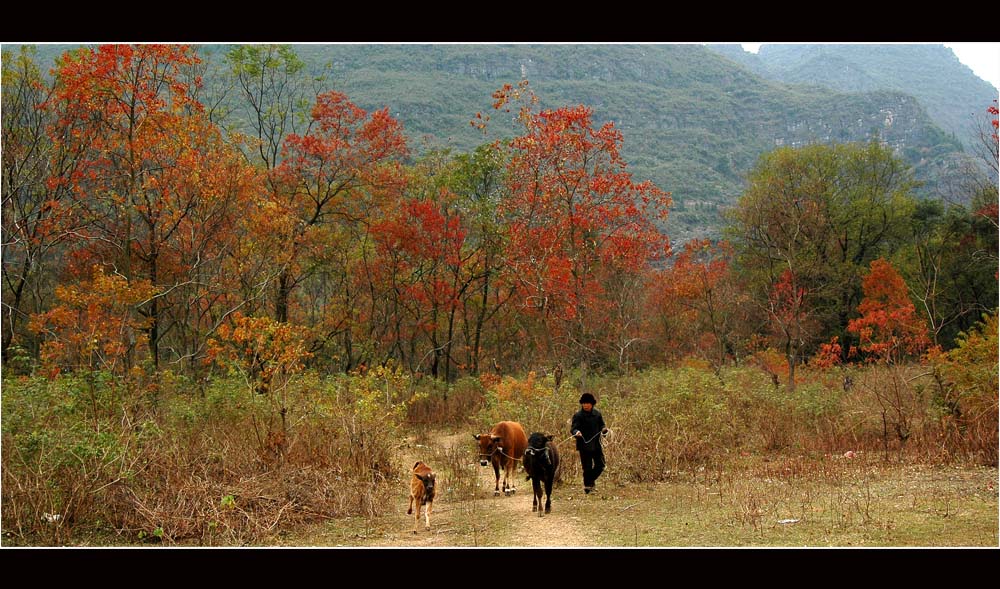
[522,432,559,516]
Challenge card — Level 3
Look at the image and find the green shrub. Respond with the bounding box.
[930,313,999,465]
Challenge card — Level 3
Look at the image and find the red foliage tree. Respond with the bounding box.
[654,239,745,369]
[372,193,469,377]
[766,268,816,390]
[268,90,409,333]
[493,83,671,365]
[977,100,999,225]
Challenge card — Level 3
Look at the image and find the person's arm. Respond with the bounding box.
[571,413,582,438]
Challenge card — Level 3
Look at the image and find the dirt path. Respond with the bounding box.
[371,429,591,547]
[488,478,592,547]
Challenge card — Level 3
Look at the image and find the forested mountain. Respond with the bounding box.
[11,43,989,242]
[706,43,998,152]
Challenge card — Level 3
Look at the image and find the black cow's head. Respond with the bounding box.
[525,433,554,465]
[473,433,503,467]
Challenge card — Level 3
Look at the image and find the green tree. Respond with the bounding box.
[897,199,999,348]
[1,46,71,366]
[226,45,313,173]
[727,141,917,369]
[450,144,516,376]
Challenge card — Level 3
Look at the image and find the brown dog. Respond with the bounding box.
[407,461,436,533]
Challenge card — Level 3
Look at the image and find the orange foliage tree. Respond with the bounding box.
[208,311,312,397]
[2,46,90,365]
[44,44,261,370]
[847,258,931,364]
[810,336,844,369]
[29,266,157,375]
[207,311,313,458]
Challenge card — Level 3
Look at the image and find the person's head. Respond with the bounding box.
[579,392,597,411]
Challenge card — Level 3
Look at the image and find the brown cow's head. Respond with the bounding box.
[419,473,436,500]
[473,433,503,467]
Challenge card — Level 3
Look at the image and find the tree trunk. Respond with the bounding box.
[787,352,796,392]
[472,269,491,375]
[445,303,457,383]
[1,258,30,366]
[276,269,291,323]
[148,252,159,369]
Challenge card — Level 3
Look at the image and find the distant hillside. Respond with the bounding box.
[7,43,975,243]
[289,44,966,242]
[708,43,998,156]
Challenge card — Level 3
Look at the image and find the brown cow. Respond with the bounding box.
[407,461,436,533]
[473,421,528,497]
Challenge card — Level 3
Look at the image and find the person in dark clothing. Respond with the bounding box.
[571,392,609,494]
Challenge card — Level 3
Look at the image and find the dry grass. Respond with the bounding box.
[3,360,996,546]
[1,372,403,546]
[588,458,998,547]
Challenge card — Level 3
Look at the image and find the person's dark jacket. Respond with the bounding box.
[571,407,606,452]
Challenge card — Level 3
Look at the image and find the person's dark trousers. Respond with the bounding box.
[579,446,605,487]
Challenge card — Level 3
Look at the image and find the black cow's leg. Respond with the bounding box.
[535,478,544,516]
[544,475,553,514]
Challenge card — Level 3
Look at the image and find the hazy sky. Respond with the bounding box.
[741,43,1000,91]
[944,43,1000,91]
